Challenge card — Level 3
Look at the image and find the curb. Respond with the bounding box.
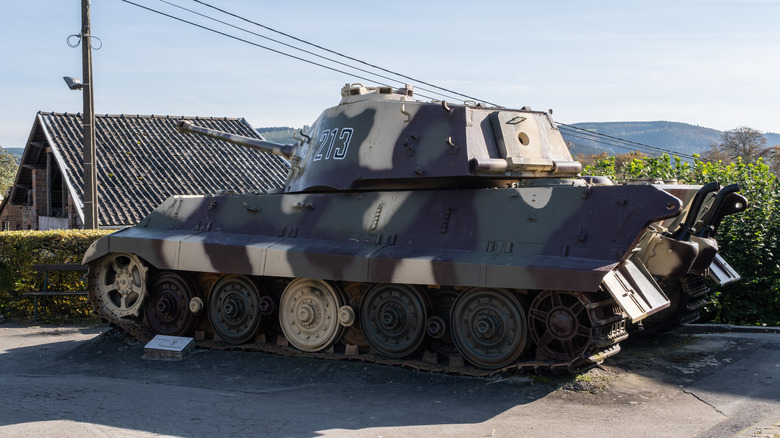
[677,323,780,335]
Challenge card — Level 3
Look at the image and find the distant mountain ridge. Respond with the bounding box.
[7,123,780,161]
[258,122,780,158]
[257,127,302,144]
[1,147,24,163]
[562,121,780,157]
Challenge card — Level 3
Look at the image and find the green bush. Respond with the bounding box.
[0,229,112,321]
[586,154,780,326]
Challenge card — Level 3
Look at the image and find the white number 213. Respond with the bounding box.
[314,127,353,161]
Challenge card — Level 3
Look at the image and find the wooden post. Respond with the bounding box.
[81,0,98,229]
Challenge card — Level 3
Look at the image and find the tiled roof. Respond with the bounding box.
[10,112,289,227]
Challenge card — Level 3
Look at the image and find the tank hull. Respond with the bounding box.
[85,183,680,292]
[83,182,694,372]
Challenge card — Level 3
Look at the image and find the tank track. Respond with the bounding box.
[639,275,712,335]
[677,275,711,324]
[87,264,629,377]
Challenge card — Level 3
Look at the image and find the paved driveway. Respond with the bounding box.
[0,323,778,437]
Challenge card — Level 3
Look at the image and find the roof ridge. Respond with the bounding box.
[39,112,245,122]
[99,114,244,121]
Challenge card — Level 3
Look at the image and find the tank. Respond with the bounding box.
[83,84,747,374]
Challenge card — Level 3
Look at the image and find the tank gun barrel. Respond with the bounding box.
[177,120,295,159]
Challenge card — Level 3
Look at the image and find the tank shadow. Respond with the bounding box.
[0,326,557,436]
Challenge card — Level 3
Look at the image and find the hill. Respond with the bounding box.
[562,121,727,157]
[1,147,24,162]
[256,127,302,145]
[255,122,780,159]
[765,132,780,146]
[562,121,780,157]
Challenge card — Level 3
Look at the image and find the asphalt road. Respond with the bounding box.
[0,322,778,438]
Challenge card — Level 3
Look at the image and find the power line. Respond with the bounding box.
[558,125,665,156]
[118,0,698,160]
[559,123,699,160]
[190,0,501,106]
[117,0,450,102]
[157,0,468,103]
[117,1,396,90]
[558,128,662,157]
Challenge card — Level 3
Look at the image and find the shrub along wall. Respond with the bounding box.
[584,155,780,326]
[0,229,112,321]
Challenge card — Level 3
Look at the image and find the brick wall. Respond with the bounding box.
[32,168,47,218]
[0,167,83,230]
[67,195,82,229]
[0,203,24,230]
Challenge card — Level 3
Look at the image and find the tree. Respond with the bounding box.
[614,150,646,176]
[0,147,18,196]
[706,126,772,165]
[579,150,647,180]
[699,145,732,163]
[766,144,780,176]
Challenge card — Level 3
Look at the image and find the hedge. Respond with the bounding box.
[3,158,778,327]
[0,229,112,321]
[584,155,780,326]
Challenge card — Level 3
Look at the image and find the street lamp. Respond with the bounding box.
[65,0,99,229]
[63,76,84,90]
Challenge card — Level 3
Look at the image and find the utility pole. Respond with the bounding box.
[81,0,98,229]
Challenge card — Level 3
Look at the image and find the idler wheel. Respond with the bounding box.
[529,290,593,361]
[360,284,428,358]
[208,275,266,344]
[92,253,148,318]
[427,289,459,356]
[145,272,201,336]
[341,282,370,349]
[450,288,529,369]
[279,279,347,352]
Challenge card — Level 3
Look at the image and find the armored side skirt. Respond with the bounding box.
[84,185,680,318]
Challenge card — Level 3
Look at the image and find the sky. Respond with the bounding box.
[1,0,779,149]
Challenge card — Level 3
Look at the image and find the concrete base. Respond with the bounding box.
[143,335,195,360]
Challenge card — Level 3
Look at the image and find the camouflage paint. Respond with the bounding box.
[86,181,680,293]
[84,84,746,371]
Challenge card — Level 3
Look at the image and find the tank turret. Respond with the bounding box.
[83,83,746,373]
[181,84,582,193]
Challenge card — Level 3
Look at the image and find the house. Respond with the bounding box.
[0,112,289,230]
